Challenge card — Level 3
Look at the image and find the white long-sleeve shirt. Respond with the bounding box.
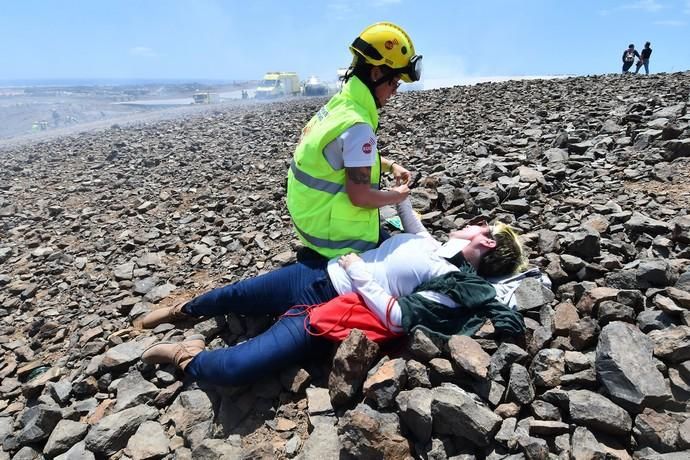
[326,199,449,333]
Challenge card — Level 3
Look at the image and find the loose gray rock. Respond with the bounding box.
[569,317,599,350]
[338,403,411,459]
[648,326,690,362]
[15,404,62,446]
[596,321,670,409]
[507,363,535,405]
[43,420,88,457]
[530,349,565,388]
[568,389,632,436]
[431,383,501,446]
[514,278,556,312]
[625,212,671,235]
[191,439,243,460]
[84,404,158,455]
[408,329,442,362]
[53,441,95,460]
[125,421,170,460]
[329,329,379,407]
[562,231,601,261]
[164,390,214,451]
[363,358,407,409]
[100,339,153,370]
[489,343,529,381]
[306,387,333,416]
[448,335,490,380]
[530,400,561,421]
[637,309,675,332]
[296,419,339,460]
[114,371,159,411]
[396,387,433,443]
[634,408,680,453]
[10,446,44,460]
[570,426,607,459]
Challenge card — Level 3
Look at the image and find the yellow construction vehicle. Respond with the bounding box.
[255,72,300,99]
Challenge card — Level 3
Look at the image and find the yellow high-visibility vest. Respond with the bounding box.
[287,76,381,258]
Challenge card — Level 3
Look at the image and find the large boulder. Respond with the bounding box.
[338,403,411,460]
[431,383,501,446]
[596,321,671,409]
[329,329,380,407]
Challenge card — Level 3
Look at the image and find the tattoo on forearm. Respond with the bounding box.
[347,167,371,185]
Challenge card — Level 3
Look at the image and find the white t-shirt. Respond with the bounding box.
[327,233,459,333]
[327,234,456,298]
[323,123,377,170]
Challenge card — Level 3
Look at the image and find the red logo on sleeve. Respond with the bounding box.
[362,143,372,154]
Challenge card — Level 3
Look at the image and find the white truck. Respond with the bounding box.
[193,92,220,104]
[303,76,329,96]
[255,72,300,99]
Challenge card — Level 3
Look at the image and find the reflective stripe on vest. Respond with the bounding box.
[290,160,378,194]
[293,221,378,252]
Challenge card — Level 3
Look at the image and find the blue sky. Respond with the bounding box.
[1,0,689,84]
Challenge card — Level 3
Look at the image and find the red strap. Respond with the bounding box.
[305,300,358,338]
[386,296,398,334]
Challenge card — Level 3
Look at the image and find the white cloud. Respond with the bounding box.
[621,0,664,12]
[653,19,687,26]
[129,46,157,58]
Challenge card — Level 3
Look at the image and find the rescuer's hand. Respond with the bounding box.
[390,184,410,203]
[391,163,411,186]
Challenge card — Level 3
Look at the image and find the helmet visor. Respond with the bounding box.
[401,55,422,83]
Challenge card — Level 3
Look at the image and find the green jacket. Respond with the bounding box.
[287,76,382,258]
[398,263,526,340]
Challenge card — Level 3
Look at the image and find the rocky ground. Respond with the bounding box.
[1,71,690,459]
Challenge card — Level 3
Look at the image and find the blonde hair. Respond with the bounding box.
[477,222,527,277]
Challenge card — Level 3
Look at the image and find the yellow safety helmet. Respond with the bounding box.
[350,22,422,83]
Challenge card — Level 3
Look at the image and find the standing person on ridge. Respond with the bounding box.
[635,41,653,75]
[622,43,640,74]
[287,22,423,260]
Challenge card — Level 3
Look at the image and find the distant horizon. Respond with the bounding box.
[0,77,253,87]
[4,70,689,92]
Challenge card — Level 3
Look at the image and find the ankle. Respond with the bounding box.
[180,302,193,316]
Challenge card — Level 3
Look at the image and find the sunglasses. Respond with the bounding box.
[466,216,488,226]
[465,216,494,236]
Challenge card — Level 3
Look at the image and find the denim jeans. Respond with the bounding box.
[635,59,650,75]
[184,258,338,386]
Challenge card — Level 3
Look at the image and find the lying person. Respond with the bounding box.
[137,199,527,386]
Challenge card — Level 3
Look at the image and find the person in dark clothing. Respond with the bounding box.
[635,42,653,75]
[622,44,640,74]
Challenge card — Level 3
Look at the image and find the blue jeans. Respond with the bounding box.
[635,59,649,75]
[184,258,338,386]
